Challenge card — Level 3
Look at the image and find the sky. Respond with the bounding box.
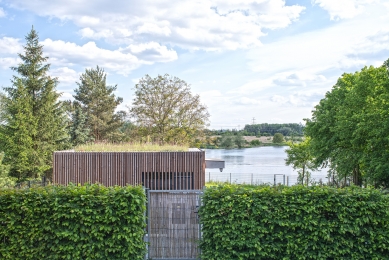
[0,0,388,129]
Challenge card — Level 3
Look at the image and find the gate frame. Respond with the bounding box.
[147,189,203,260]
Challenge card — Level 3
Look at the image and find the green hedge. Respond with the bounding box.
[199,185,389,259]
[0,184,146,259]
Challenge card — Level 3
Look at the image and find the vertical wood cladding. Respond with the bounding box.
[53,151,205,190]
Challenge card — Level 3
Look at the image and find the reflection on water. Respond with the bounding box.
[204,146,328,185]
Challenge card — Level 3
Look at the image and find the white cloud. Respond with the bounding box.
[41,39,142,76]
[50,67,79,86]
[0,7,6,17]
[312,0,378,20]
[229,78,273,94]
[0,37,22,68]
[273,72,327,87]
[58,91,73,101]
[120,42,177,63]
[345,30,389,63]
[271,91,325,107]
[248,3,389,75]
[5,0,305,51]
[0,37,23,55]
[0,35,176,80]
[41,39,178,76]
[79,28,114,39]
[0,57,19,69]
[235,97,261,105]
[271,95,288,104]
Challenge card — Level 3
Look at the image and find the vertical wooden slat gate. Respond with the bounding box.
[148,190,202,260]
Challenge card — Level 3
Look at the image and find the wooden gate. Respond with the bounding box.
[147,190,202,259]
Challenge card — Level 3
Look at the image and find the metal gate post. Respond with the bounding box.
[147,189,151,260]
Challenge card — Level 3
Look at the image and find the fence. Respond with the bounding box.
[206,172,327,186]
[12,177,49,189]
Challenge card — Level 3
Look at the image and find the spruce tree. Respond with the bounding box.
[0,27,70,180]
[74,66,124,142]
[70,105,94,146]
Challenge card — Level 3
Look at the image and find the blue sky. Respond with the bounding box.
[0,0,388,129]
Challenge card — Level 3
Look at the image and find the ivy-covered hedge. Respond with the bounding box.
[0,184,146,259]
[199,185,389,259]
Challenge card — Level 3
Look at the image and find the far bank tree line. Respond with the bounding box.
[206,123,304,137]
[0,28,209,182]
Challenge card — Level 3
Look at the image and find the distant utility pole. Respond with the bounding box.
[252,117,256,124]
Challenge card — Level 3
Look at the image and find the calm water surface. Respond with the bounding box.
[204,146,328,185]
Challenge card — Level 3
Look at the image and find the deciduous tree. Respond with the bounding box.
[305,59,389,187]
[272,133,284,144]
[285,138,316,185]
[129,74,209,145]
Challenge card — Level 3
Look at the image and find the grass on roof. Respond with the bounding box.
[74,142,189,152]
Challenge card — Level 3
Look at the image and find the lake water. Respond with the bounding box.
[204,146,328,186]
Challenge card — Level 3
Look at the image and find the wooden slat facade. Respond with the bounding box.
[53,151,206,190]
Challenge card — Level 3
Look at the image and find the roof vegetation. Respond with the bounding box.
[74,142,189,152]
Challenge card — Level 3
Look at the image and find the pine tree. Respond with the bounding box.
[0,27,70,180]
[74,66,124,142]
[70,105,94,146]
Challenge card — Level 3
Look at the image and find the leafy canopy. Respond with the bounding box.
[305,59,389,187]
[285,138,317,185]
[129,74,209,145]
[272,133,284,144]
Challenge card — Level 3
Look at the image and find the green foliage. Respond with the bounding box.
[70,104,94,146]
[250,139,261,146]
[129,74,209,145]
[220,135,234,148]
[199,184,389,259]
[75,142,188,152]
[73,66,125,142]
[0,152,15,188]
[244,123,304,136]
[305,60,389,187]
[234,134,245,148]
[272,132,284,144]
[285,138,317,185]
[0,28,70,180]
[0,184,146,259]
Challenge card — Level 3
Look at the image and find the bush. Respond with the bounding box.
[250,139,261,146]
[199,184,389,259]
[272,132,284,143]
[0,184,146,259]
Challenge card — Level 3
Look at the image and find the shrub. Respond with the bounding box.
[199,184,389,259]
[272,132,284,143]
[0,184,146,259]
[250,139,261,146]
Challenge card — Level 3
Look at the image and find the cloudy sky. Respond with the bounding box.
[0,0,388,129]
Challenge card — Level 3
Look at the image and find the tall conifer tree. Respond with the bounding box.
[74,66,124,141]
[0,27,70,180]
[70,104,94,146]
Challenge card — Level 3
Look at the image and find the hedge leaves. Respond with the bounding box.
[199,185,389,259]
[0,184,146,259]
